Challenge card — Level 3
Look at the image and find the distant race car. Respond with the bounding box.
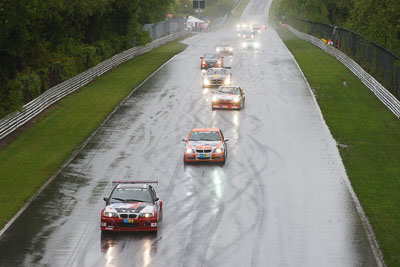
[100,181,162,232]
[237,30,255,39]
[250,24,262,34]
[202,67,232,88]
[211,86,245,110]
[215,43,234,55]
[200,52,223,70]
[236,23,249,31]
[183,128,228,164]
[241,39,260,49]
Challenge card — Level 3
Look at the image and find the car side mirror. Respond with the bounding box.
[154,197,159,202]
[200,57,203,59]
[182,138,187,142]
[224,139,229,142]
[103,197,109,202]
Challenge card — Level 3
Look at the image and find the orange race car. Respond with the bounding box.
[211,86,245,109]
[182,128,228,164]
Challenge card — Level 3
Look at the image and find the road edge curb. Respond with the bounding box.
[0,46,186,238]
[275,28,386,267]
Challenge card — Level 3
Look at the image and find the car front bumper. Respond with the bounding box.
[212,102,241,109]
[100,216,158,232]
[184,151,225,162]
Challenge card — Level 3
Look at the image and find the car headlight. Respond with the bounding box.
[228,47,233,51]
[237,34,241,37]
[216,48,220,52]
[212,96,218,102]
[242,43,248,48]
[203,78,210,85]
[251,35,254,38]
[139,213,154,218]
[254,42,260,48]
[233,96,240,103]
[224,78,231,85]
[215,148,223,153]
[217,60,221,65]
[186,148,193,153]
[104,212,118,218]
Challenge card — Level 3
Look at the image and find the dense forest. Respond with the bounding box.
[275,0,400,56]
[0,0,174,118]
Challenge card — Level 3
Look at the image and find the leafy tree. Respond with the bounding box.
[0,0,173,118]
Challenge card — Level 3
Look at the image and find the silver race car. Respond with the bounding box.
[202,67,232,88]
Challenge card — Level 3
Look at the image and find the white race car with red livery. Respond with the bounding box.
[100,181,162,232]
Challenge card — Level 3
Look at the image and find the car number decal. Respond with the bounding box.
[124,219,135,223]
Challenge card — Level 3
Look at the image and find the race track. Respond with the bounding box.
[0,0,379,266]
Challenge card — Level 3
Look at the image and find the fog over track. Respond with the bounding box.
[0,0,378,266]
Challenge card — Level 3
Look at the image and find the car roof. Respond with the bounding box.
[204,52,219,57]
[115,183,151,190]
[207,67,226,70]
[191,128,220,132]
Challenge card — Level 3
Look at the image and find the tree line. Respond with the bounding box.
[0,0,173,118]
[171,0,234,19]
[275,0,400,56]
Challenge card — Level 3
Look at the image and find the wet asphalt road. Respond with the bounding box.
[0,0,379,266]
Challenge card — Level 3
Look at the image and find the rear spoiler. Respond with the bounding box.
[112,180,158,186]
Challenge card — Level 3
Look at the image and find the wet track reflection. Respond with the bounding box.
[0,0,379,266]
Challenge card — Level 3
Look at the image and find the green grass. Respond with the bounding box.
[0,38,188,229]
[277,27,400,266]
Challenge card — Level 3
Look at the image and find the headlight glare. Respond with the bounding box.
[215,148,223,153]
[104,212,118,218]
[186,148,193,153]
[203,78,210,85]
[224,78,231,85]
[140,213,154,218]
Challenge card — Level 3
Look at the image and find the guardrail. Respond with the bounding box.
[285,25,400,118]
[0,30,189,141]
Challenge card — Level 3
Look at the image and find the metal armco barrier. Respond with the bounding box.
[0,30,189,141]
[286,25,400,119]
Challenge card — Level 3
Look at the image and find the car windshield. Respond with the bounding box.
[217,44,229,47]
[217,87,240,95]
[206,69,225,75]
[189,131,221,141]
[204,53,218,59]
[110,188,152,203]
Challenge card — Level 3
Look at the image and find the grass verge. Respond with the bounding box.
[276,26,400,266]
[0,37,188,230]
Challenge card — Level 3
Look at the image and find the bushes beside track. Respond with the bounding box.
[275,26,400,267]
